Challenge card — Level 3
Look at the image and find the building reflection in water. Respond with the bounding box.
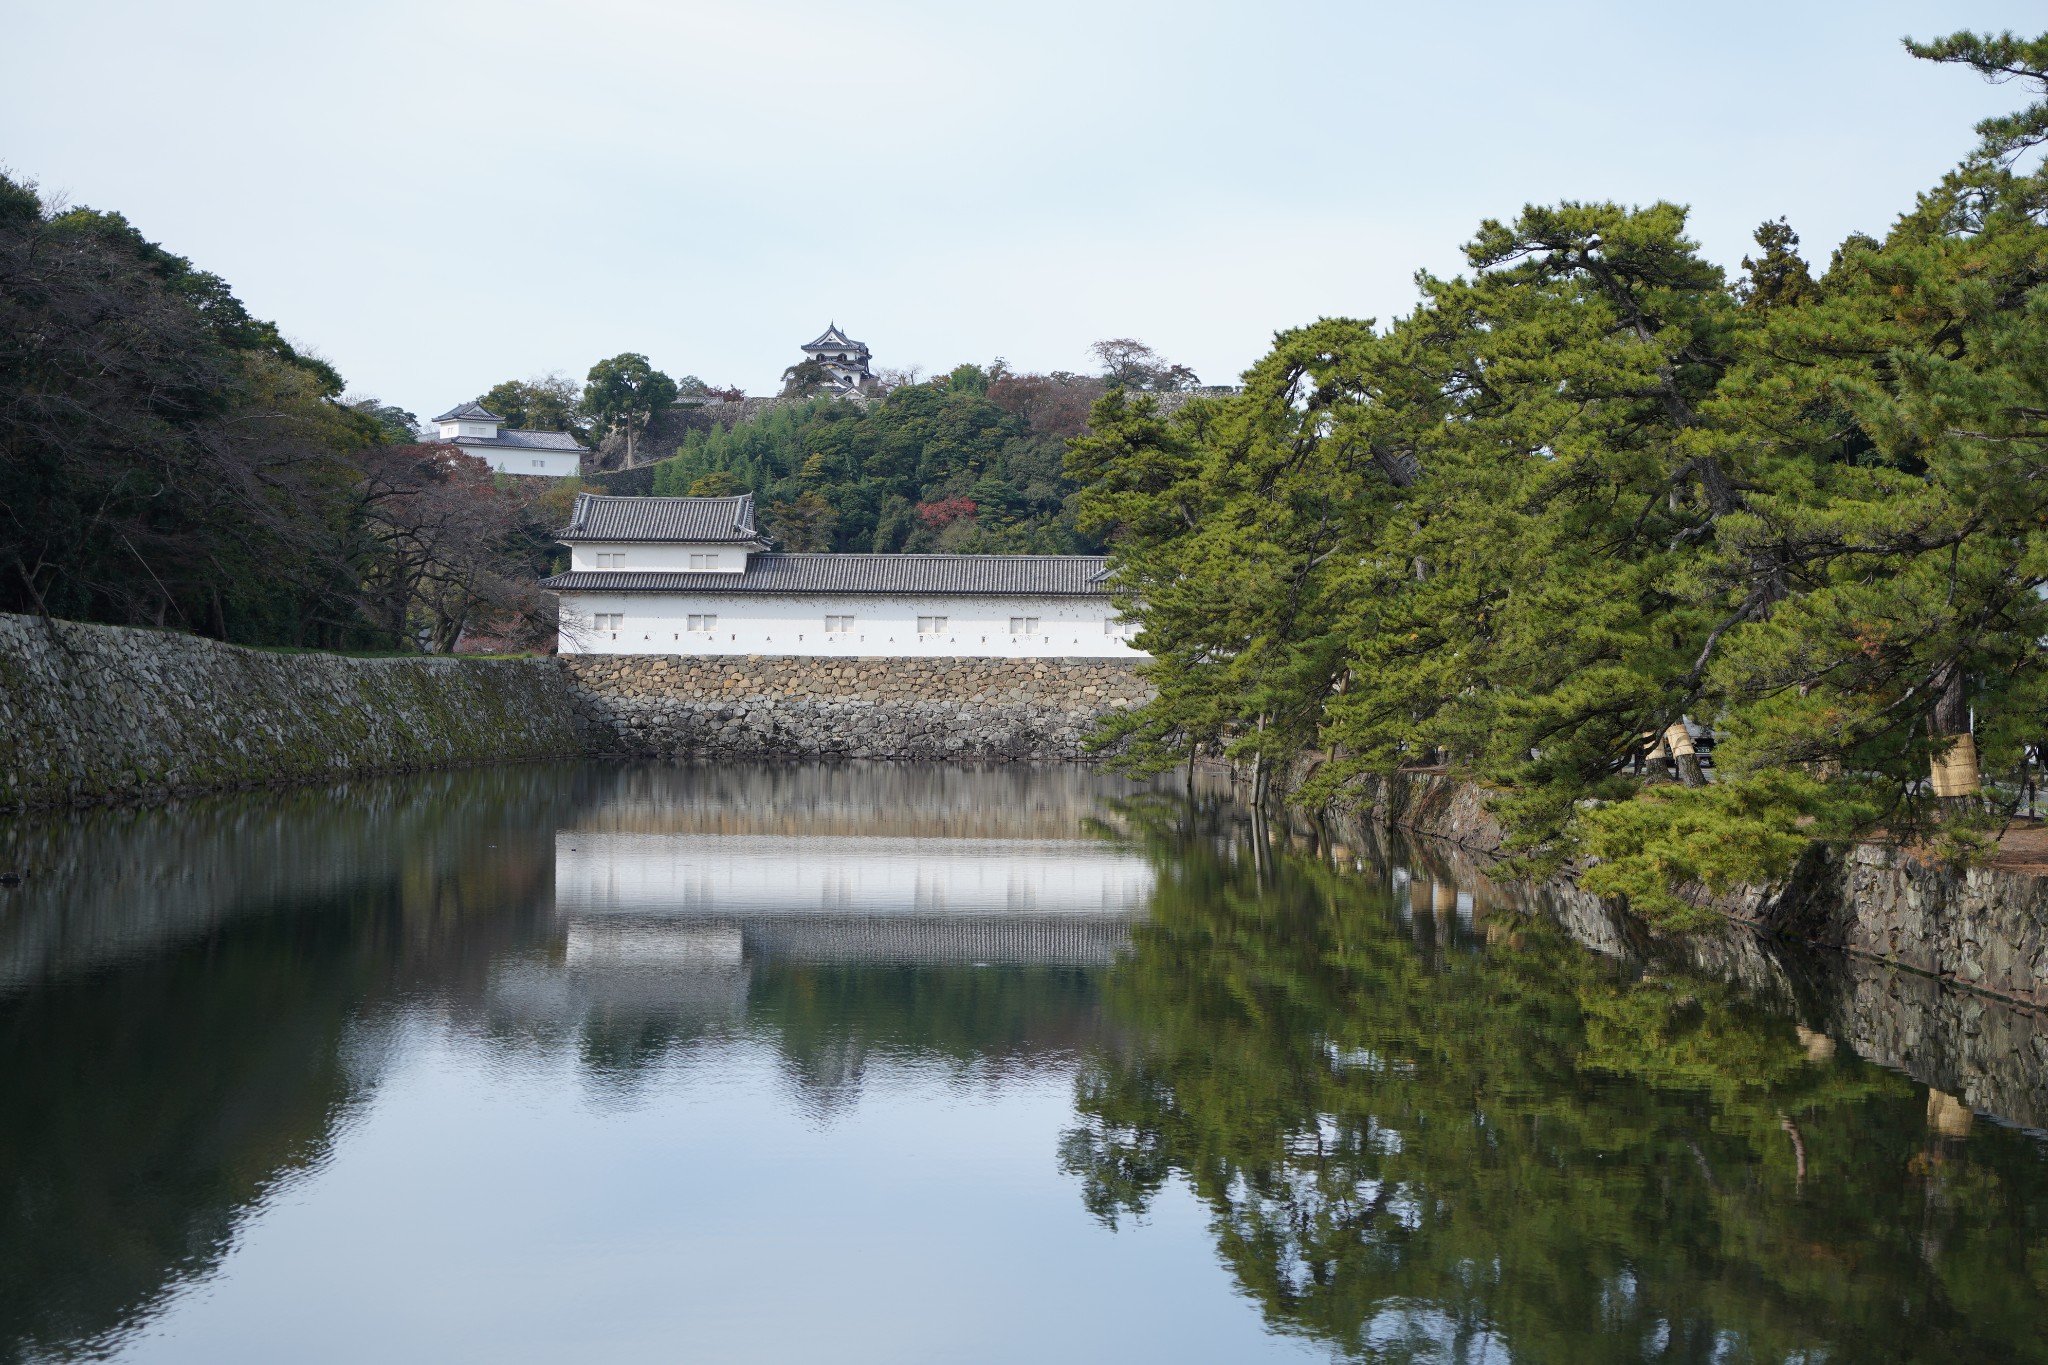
[558,765,1156,972]
[485,765,1159,1102]
[6,762,2048,1365]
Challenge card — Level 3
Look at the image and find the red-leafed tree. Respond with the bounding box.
[917,496,977,530]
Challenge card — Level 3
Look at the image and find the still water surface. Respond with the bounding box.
[1,762,2045,1363]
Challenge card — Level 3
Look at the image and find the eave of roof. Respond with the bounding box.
[801,324,866,351]
[541,553,1112,597]
[560,493,762,543]
[433,400,505,423]
[451,431,583,452]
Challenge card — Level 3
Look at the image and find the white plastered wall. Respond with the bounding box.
[466,446,582,478]
[555,591,1146,659]
[568,543,752,572]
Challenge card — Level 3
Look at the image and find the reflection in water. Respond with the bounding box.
[557,832,1154,918]
[1065,805,2048,1363]
[0,766,585,1365]
[0,765,2042,1363]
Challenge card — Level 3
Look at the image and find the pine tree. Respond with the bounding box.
[1077,31,2048,924]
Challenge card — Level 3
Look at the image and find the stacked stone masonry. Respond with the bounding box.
[561,655,1154,761]
[0,613,599,810]
[1334,818,2048,1131]
[1316,764,2048,1011]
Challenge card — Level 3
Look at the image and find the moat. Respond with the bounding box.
[1,762,2044,1363]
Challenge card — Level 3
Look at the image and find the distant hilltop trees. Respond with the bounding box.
[434,330,1219,480]
[643,341,1219,556]
[0,177,1214,655]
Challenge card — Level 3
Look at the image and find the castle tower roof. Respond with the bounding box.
[432,400,505,423]
[801,323,866,353]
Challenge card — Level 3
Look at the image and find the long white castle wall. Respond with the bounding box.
[466,445,582,478]
[555,590,1145,658]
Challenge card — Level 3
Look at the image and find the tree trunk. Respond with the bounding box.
[1666,721,1706,788]
[1251,712,1270,807]
[1929,666,1979,801]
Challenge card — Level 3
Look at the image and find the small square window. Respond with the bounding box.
[917,616,947,634]
[689,552,719,570]
[686,614,717,632]
[824,615,855,634]
[593,612,623,631]
[1010,617,1039,635]
[532,459,545,468]
[594,552,626,569]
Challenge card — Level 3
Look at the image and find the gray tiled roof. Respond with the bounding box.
[453,429,584,452]
[433,400,504,423]
[561,493,762,543]
[541,553,1111,597]
[802,323,866,352]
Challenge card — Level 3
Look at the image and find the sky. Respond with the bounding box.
[6,0,2045,422]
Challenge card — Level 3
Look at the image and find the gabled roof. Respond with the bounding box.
[433,400,504,423]
[560,493,763,543]
[451,429,584,452]
[801,323,866,353]
[541,553,1111,597]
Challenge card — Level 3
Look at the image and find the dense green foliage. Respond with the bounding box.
[0,176,373,640]
[581,353,677,468]
[1062,811,2048,1362]
[650,365,1110,553]
[481,374,586,441]
[1075,33,2048,923]
[0,174,569,650]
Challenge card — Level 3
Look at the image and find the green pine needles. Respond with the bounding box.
[1072,31,2048,929]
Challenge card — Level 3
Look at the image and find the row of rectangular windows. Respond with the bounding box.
[590,614,1132,635]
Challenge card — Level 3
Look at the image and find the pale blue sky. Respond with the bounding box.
[6,1,2043,421]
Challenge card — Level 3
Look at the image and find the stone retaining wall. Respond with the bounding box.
[1757,843,2048,1010]
[0,613,600,810]
[1321,820,2048,1130]
[561,655,1153,761]
[1310,764,2048,1010]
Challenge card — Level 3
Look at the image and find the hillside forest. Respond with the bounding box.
[0,168,1181,647]
[647,353,1187,554]
[1070,31,2048,921]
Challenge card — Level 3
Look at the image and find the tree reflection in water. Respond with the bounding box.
[4,767,2046,1363]
[1061,800,2048,1364]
